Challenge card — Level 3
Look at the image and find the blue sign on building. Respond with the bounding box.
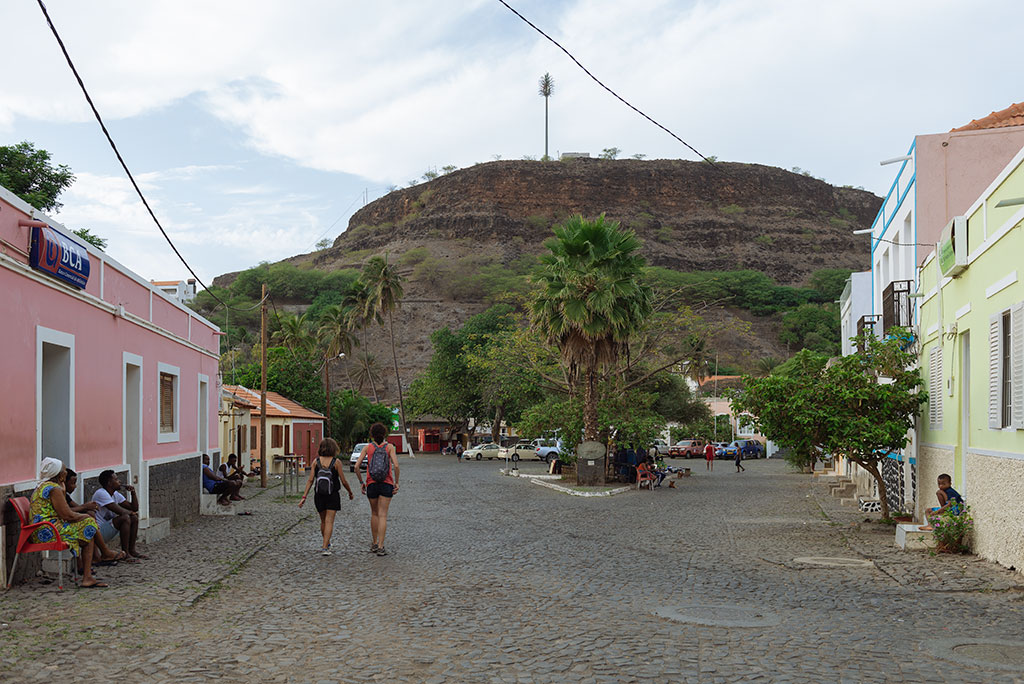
[29,224,91,289]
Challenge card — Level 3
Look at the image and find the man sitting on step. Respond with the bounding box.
[202,454,243,506]
[92,469,147,559]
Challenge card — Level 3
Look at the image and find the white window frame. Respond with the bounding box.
[157,362,180,444]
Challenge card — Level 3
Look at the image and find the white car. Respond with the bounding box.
[463,443,501,460]
[349,443,369,472]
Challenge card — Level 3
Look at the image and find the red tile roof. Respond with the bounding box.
[951,102,1024,132]
[222,385,324,421]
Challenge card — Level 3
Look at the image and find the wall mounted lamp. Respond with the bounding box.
[994,196,1024,208]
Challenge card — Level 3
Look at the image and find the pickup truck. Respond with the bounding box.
[668,439,706,458]
[533,439,561,463]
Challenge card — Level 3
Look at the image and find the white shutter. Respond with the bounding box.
[1011,302,1024,429]
[928,346,943,430]
[989,313,1003,429]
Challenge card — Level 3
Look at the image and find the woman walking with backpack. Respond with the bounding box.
[354,422,400,556]
[299,438,354,555]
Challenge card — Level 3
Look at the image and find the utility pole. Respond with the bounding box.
[324,356,332,441]
[260,283,268,488]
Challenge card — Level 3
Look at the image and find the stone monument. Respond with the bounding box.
[575,441,606,486]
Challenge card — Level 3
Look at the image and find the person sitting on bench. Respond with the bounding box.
[218,453,250,483]
[64,468,126,564]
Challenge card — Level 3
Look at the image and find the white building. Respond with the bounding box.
[838,271,873,356]
[150,279,197,303]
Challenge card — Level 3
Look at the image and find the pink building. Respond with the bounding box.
[0,185,220,548]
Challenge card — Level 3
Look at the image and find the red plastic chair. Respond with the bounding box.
[635,464,656,491]
[5,496,72,590]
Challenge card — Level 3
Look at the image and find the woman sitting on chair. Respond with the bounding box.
[29,457,107,588]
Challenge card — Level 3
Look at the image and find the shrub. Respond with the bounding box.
[720,204,745,215]
[398,247,431,266]
[932,505,973,553]
[754,235,774,246]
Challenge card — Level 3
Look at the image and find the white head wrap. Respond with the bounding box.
[39,457,64,481]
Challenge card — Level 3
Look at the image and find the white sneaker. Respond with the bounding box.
[321,548,332,556]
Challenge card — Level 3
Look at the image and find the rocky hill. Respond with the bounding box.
[215,159,880,402]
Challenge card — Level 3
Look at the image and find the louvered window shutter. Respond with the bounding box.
[160,373,175,432]
[989,314,1003,429]
[928,346,943,430]
[1011,302,1024,429]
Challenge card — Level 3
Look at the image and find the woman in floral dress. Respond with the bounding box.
[29,457,106,588]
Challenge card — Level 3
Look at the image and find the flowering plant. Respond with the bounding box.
[932,504,973,553]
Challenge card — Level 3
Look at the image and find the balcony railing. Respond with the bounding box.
[882,280,913,335]
[856,314,881,352]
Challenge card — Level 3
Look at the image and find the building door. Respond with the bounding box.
[38,328,74,473]
[284,424,291,454]
[198,376,209,455]
[124,354,144,517]
[959,331,970,495]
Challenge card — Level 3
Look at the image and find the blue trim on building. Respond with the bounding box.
[869,140,917,316]
[884,450,916,465]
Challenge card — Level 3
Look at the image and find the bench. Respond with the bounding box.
[200,493,236,516]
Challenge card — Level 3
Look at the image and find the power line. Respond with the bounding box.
[36,0,246,313]
[496,0,716,166]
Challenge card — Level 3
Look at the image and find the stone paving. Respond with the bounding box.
[2,457,1023,683]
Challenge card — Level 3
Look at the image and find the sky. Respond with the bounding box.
[2,0,1022,286]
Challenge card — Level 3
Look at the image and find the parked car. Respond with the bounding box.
[650,439,671,457]
[349,442,369,472]
[464,443,502,460]
[713,442,730,458]
[532,438,561,463]
[668,439,705,458]
[498,441,536,461]
[723,439,764,459]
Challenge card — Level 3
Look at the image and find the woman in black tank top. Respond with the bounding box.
[299,438,354,555]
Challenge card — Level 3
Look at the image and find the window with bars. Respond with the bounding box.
[159,372,176,433]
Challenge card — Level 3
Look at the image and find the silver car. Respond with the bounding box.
[349,443,369,472]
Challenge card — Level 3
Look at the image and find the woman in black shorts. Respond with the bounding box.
[354,422,400,556]
[299,438,353,555]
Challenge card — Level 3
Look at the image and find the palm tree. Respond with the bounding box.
[271,312,315,356]
[538,73,554,159]
[531,214,653,444]
[341,281,380,402]
[317,304,359,391]
[681,334,712,397]
[362,255,411,451]
[351,352,384,395]
[757,356,780,377]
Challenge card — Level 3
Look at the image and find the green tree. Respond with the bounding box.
[680,334,713,397]
[406,327,481,439]
[599,147,621,160]
[72,227,107,250]
[779,303,840,355]
[271,312,315,357]
[0,141,75,212]
[226,347,325,416]
[531,215,653,445]
[343,280,381,402]
[808,268,853,303]
[329,390,394,452]
[317,304,360,391]
[538,72,554,159]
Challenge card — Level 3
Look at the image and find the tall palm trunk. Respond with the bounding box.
[359,327,379,403]
[583,367,599,442]
[387,309,414,457]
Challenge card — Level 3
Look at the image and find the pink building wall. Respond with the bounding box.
[0,188,220,486]
[915,127,1024,264]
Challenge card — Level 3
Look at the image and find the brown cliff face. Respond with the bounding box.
[307,158,878,286]
[219,159,880,404]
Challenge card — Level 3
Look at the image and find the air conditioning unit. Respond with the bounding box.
[937,215,967,277]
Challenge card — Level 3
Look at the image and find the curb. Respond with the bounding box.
[529,478,631,497]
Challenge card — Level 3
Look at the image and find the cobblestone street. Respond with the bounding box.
[3,456,1023,683]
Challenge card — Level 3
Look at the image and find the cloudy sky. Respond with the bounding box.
[2,0,1022,285]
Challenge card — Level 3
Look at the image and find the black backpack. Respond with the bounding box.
[314,458,337,495]
[368,442,390,482]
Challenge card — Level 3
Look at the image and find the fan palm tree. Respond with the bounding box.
[362,254,411,449]
[351,352,384,395]
[531,214,653,442]
[538,72,554,159]
[757,356,781,377]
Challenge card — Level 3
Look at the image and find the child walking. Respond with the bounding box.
[355,423,400,556]
[299,438,354,555]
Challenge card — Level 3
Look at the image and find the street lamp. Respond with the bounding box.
[324,352,345,441]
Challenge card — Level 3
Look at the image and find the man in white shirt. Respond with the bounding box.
[92,469,146,559]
